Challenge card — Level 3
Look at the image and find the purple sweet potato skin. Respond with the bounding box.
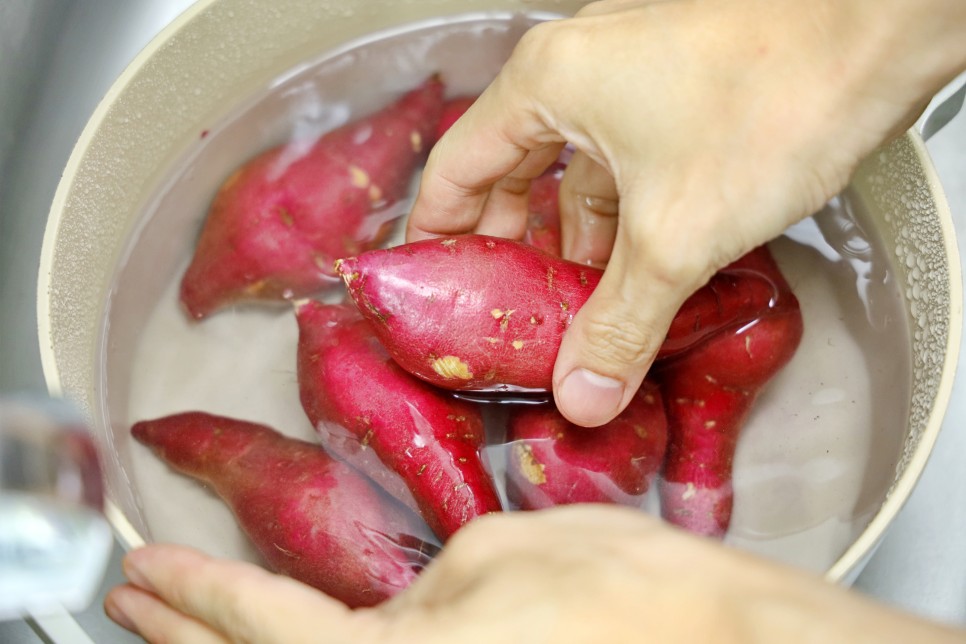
[179,76,445,319]
[336,235,798,393]
[337,235,601,391]
[661,251,788,359]
[296,301,501,541]
[131,412,428,607]
[505,380,668,510]
[657,246,804,538]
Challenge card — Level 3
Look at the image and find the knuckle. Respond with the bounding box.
[574,0,621,18]
[578,311,659,369]
[422,515,508,581]
[199,561,265,643]
[511,19,558,59]
[624,219,717,291]
[506,21,579,87]
[495,174,532,197]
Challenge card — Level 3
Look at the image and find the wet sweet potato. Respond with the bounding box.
[337,235,784,392]
[657,247,803,538]
[505,379,668,510]
[131,412,431,607]
[523,162,566,257]
[337,235,600,391]
[180,75,445,319]
[295,301,501,541]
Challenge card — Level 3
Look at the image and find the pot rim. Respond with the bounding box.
[35,0,964,585]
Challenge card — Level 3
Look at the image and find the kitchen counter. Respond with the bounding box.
[1,2,963,640]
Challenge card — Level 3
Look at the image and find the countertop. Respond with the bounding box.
[0,1,963,640]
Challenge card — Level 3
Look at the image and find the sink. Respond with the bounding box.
[1,1,964,640]
[0,3,196,641]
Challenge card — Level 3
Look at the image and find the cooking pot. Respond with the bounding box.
[36,0,962,585]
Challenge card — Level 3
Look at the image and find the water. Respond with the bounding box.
[105,14,911,575]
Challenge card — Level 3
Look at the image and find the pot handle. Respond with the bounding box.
[921,81,965,141]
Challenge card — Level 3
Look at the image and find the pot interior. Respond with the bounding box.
[39,1,960,583]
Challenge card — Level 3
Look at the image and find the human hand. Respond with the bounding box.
[104,505,962,643]
[407,0,966,427]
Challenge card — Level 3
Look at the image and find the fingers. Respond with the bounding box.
[406,34,566,243]
[475,143,566,240]
[105,585,227,644]
[559,151,620,266]
[553,187,718,427]
[113,544,371,644]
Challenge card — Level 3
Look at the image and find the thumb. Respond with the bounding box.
[552,203,712,427]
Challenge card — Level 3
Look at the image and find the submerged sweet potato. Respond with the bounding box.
[337,234,785,392]
[657,246,803,538]
[505,379,668,510]
[296,301,501,541]
[179,75,445,319]
[131,412,431,607]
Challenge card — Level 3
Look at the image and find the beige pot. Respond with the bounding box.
[37,0,962,585]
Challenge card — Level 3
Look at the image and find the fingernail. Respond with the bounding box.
[105,591,138,633]
[558,368,625,427]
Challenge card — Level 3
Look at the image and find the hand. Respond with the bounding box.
[407,0,966,427]
[104,506,962,643]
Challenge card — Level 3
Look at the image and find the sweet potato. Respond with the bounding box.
[295,300,501,541]
[523,162,565,257]
[657,247,803,538]
[505,379,668,510]
[179,75,445,319]
[131,412,431,607]
[661,248,792,358]
[336,235,786,392]
[337,235,600,391]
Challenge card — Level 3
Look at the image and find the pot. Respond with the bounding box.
[37,0,962,585]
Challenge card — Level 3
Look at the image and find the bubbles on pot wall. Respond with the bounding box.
[856,136,954,490]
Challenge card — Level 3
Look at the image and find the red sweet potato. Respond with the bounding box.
[661,248,793,358]
[505,379,668,510]
[657,247,803,538]
[295,300,501,541]
[336,234,788,392]
[523,162,566,257]
[179,75,445,319]
[131,412,432,607]
[337,235,600,391]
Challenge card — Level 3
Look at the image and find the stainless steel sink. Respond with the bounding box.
[1,3,196,641]
[1,1,964,641]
